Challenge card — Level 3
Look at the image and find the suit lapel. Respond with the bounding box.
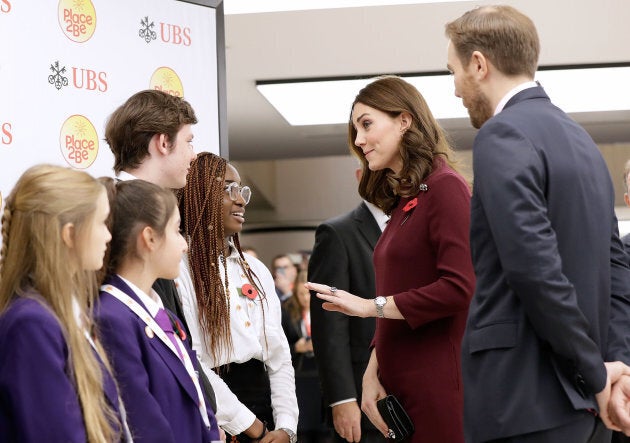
[354,202,381,251]
[105,275,201,406]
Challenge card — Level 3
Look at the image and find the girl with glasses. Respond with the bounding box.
[176,152,298,443]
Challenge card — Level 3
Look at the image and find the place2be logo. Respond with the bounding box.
[1,0,11,13]
[149,67,184,98]
[58,0,97,43]
[139,15,191,46]
[48,60,108,92]
[59,115,99,169]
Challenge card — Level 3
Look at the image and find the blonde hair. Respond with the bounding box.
[0,164,119,442]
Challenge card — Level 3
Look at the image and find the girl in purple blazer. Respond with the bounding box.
[96,178,221,443]
[0,164,130,442]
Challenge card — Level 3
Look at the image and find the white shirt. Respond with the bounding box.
[364,200,389,232]
[494,80,539,115]
[176,246,298,435]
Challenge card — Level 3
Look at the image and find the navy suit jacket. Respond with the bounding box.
[308,202,381,433]
[463,86,630,441]
[0,293,125,442]
[97,275,219,443]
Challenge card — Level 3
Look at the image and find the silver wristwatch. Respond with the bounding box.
[374,296,387,318]
[279,428,297,443]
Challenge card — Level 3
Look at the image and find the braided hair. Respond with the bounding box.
[178,152,266,365]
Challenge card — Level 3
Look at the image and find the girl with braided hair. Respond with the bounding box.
[176,152,298,443]
[0,164,130,442]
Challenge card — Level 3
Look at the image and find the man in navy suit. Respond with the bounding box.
[445,5,630,442]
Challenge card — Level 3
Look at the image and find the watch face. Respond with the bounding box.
[375,296,387,306]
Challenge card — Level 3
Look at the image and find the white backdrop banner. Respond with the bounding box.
[0,0,220,207]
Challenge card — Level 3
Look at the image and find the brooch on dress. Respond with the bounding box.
[401,184,428,226]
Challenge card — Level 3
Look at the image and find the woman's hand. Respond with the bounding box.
[361,351,389,437]
[304,282,372,318]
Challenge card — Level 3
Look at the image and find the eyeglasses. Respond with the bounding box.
[224,182,251,205]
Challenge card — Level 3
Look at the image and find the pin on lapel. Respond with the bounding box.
[145,325,154,338]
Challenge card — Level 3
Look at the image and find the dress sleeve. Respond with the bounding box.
[393,173,475,329]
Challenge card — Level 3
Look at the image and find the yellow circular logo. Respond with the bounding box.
[59,115,99,169]
[58,0,97,43]
[149,67,184,98]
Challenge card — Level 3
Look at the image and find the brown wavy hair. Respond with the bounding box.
[349,76,458,214]
[177,152,266,365]
[0,164,119,442]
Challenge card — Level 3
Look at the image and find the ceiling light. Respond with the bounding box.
[256,65,630,126]
[223,0,472,15]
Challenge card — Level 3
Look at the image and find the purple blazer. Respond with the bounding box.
[96,275,220,442]
[0,292,125,442]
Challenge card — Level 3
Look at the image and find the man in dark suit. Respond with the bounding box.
[445,6,630,442]
[104,89,217,412]
[309,170,387,443]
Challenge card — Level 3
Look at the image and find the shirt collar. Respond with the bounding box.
[364,200,389,232]
[117,274,164,317]
[116,171,138,182]
[494,80,539,115]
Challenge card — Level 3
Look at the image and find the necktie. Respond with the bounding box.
[155,308,185,361]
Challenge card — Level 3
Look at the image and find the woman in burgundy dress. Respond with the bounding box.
[306,76,475,443]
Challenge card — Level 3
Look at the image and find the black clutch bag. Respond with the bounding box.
[376,395,414,442]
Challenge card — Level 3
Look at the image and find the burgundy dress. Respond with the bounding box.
[373,161,475,443]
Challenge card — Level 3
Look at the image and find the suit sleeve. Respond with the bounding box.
[0,306,86,442]
[308,222,357,404]
[606,218,630,363]
[392,174,475,329]
[97,301,177,443]
[473,121,606,393]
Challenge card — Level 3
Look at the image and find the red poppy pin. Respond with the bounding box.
[403,198,418,213]
[174,318,187,341]
[239,284,259,300]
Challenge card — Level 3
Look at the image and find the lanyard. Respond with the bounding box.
[100,284,211,429]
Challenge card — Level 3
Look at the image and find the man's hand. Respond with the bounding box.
[597,361,630,431]
[260,430,290,443]
[332,401,362,442]
[606,362,630,433]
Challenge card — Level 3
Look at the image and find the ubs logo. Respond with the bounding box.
[139,15,191,46]
[58,0,97,43]
[1,122,12,145]
[48,61,108,92]
[59,115,99,169]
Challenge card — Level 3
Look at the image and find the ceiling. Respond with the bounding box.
[223,0,630,161]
